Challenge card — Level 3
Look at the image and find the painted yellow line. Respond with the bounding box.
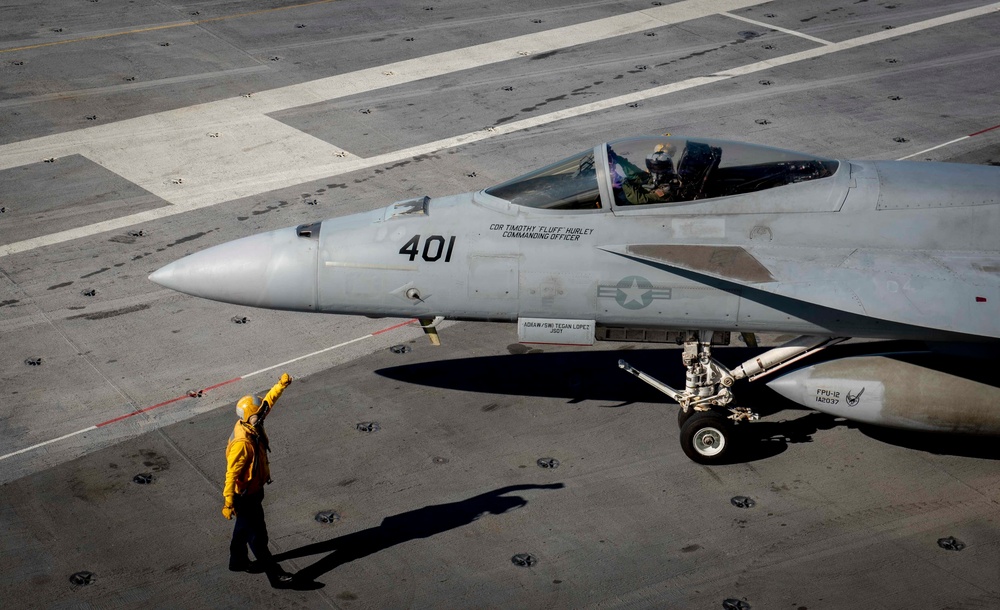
[0,0,339,54]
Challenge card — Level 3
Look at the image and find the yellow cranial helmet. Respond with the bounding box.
[236,394,263,422]
[654,142,676,155]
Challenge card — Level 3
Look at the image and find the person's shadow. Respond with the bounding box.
[273,483,564,589]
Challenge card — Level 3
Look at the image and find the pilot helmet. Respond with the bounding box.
[236,394,264,423]
[645,150,676,183]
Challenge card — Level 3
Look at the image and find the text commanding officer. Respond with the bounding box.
[223,372,294,584]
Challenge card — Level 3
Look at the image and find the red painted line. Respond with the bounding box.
[969,123,1000,137]
[372,318,418,336]
[96,395,187,427]
[12,321,421,458]
[203,377,243,392]
[97,322,414,429]
[96,377,243,427]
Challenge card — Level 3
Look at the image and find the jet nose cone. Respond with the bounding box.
[149,226,319,311]
[147,265,174,290]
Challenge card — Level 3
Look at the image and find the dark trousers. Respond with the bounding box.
[230,491,272,568]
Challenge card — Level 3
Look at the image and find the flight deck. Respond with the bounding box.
[1,0,999,607]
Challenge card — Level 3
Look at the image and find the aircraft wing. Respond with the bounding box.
[601,244,1000,339]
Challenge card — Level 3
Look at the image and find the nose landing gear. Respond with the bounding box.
[619,331,844,464]
[680,412,732,463]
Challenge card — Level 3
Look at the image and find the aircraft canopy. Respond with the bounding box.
[484,136,839,210]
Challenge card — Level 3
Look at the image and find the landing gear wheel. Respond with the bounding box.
[680,412,733,464]
[677,408,695,428]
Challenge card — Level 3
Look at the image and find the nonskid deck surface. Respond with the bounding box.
[5,321,1000,607]
[1,0,999,607]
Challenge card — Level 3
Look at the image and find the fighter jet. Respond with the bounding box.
[150,135,1000,463]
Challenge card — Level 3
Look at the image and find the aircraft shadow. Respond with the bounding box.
[857,426,1000,460]
[271,483,564,589]
[377,346,836,464]
[376,342,929,410]
[377,346,788,408]
[727,412,857,464]
[377,342,1000,462]
[689,411,1000,463]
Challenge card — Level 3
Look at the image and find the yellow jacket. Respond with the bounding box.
[223,379,288,502]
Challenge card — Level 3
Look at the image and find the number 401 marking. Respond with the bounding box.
[399,235,456,262]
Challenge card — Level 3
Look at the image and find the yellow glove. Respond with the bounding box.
[279,373,292,387]
[223,504,235,520]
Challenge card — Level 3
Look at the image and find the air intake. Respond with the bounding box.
[296,222,321,238]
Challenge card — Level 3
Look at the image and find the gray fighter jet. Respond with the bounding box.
[150,135,1000,463]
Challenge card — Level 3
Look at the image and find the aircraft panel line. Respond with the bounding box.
[324,261,420,271]
[1,1,998,259]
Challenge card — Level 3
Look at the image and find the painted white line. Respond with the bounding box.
[1,1,999,259]
[896,136,970,160]
[241,334,375,379]
[0,65,271,109]
[250,0,772,115]
[0,205,191,258]
[0,426,96,461]
[721,11,833,45]
[0,318,420,462]
[0,0,768,176]
[713,2,1000,77]
[895,121,1000,160]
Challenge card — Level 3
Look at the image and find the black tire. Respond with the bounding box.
[677,408,695,429]
[680,412,733,464]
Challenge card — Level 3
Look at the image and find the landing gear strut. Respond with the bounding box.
[619,332,844,464]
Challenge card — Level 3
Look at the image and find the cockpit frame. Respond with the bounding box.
[478,136,845,215]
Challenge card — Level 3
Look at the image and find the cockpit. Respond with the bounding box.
[483,136,840,210]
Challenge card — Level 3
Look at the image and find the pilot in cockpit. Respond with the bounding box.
[610,143,682,205]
